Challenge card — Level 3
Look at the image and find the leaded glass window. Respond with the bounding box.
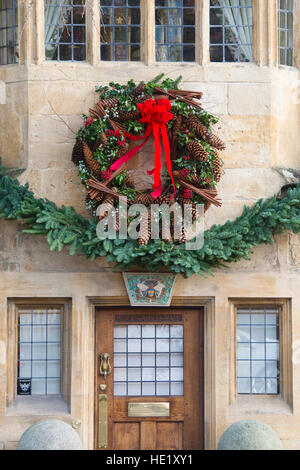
[210,0,253,62]
[44,0,86,61]
[237,308,280,395]
[114,324,184,396]
[278,0,293,66]
[155,0,195,62]
[17,307,61,395]
[100,0,141,61]
[0,0,18,65]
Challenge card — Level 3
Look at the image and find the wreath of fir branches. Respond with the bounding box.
[72,74,225,245]
[1,161,300,278]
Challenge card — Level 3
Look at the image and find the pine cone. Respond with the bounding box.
[138,211,151,246]
[179,196,192,207]
[72,139,84,165]
[212,152,222,182]
[134,192,154,206]
[206,133,226,150]
[98,194,115,221]
[135,94,152,104]
[99,98,119,108]
[116,142,129,158]
[100,132,108,147]
[172,114,182,139]
[83,142,101,175]
[162,221,172,243]
[192,204,199,221]
[186,140,207,162]
[182,202,200,221]
[179,226,187,244]
[156,195,171,205]
[131,83,146,97]
[184,114,209,139]
[114,212,120,232]
[116,109,141,121]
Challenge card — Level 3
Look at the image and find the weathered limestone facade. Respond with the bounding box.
[1,0,300,450]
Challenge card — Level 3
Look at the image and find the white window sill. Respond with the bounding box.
[230,395,293,416]
[6,395,70,416]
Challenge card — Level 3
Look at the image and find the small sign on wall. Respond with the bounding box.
[123,273,177,307]
[17,378,31,395]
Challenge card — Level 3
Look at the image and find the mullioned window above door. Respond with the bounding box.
[0,1,295,68]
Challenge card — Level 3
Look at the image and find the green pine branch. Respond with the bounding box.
[0,161,300,277]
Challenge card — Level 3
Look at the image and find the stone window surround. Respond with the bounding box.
[8,0,300,68]
[229,298,293,414]
[6,298,72,415]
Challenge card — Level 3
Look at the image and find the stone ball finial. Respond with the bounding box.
[218,420,283,451]
[18,419,83,450]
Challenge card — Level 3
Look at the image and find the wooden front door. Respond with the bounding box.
[95,307,204,450]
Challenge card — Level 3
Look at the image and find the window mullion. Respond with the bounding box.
[141,0,155,65]
[87,0,100,65]
[198,0,210,65]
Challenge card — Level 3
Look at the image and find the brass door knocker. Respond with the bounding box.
[99,352,112,379]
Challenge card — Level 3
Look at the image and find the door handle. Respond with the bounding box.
[99,352,112,379]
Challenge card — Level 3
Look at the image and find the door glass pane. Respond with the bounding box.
[114,324,184,396]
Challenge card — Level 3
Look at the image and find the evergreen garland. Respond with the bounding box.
[1,161,300,278]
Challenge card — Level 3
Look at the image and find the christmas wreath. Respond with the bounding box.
[72,74,225,245]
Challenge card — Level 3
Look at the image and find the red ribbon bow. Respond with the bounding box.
[109,98,175,199]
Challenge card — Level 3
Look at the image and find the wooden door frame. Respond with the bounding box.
[88,296,216,450]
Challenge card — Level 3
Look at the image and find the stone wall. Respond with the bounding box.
[0,3,300,448]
